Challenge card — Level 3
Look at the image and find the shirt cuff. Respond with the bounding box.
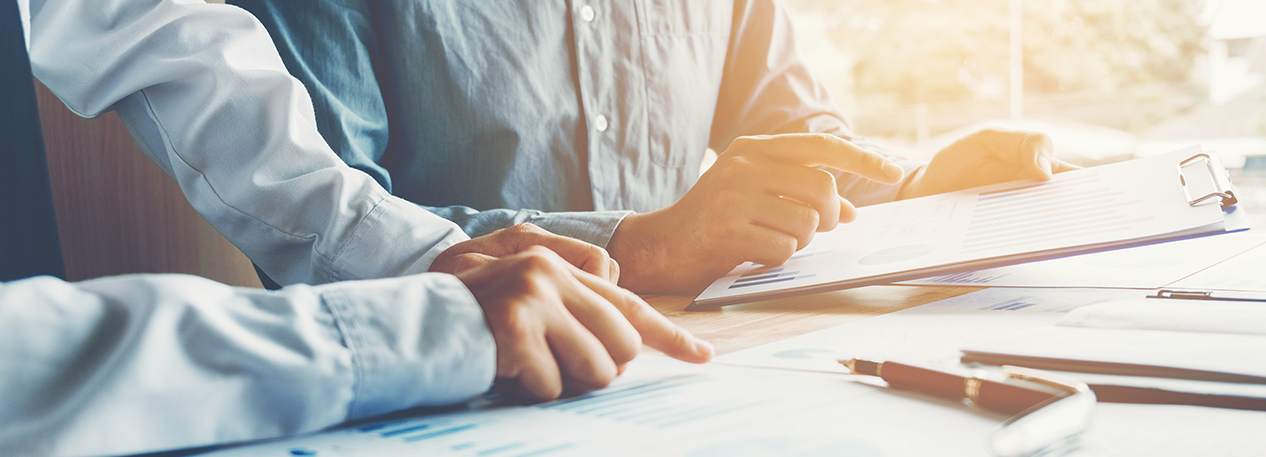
[316,273,495,420]
[331,195,471,282]
[527,210,633,249]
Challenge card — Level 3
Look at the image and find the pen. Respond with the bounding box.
[840,358,1065,415]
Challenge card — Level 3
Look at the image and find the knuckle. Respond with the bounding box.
[581,359,618,388]
[533,381,563,401]
[811,168,836,190]
[722,154,754,174]
[800,207,820,232]
[587,243,611,261]
[510,222,540,233]
[610,338,642,366]
[520,245,560,265]
[773,237,797,263]
[798,232,816,250]
[1029,132,1054,149]
[729,135,757,151]
[810,132,835,146]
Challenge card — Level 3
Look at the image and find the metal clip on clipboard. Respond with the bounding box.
[1177,152,1238,209]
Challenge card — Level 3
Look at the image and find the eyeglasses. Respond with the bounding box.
[987,365,1096,457]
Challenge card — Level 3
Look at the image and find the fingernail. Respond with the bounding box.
[694,339,715,357]
[883,162,904,181]
[1037,154,1052,171]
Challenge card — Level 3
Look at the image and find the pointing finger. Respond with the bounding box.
[735,134,904,185]
[570,268,714,364]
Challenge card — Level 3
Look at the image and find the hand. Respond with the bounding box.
[607,134,905,293]
[454,246,713,402]
[898,129,1080,200]
[431,223,619,283]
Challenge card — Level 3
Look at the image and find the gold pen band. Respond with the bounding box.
[964,371,988,407]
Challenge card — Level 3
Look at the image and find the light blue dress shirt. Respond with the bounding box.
[7,1,498,455]
[0,274,495,457]
[231,0,920,249]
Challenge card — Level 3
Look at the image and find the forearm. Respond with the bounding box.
[28,0,468,286]
[0,274,494,457]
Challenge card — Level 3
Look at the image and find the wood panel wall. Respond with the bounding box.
[36,81,262,288]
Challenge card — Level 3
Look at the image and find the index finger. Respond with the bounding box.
[568,267,714,364]
[739,134,905,185]
[504,224,619,282]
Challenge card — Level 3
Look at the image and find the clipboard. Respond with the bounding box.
[690,146,1251,310]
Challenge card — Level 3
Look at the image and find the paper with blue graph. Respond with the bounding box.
[690,146,1250,309]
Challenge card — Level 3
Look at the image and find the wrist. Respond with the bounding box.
[605,211,669,293]
[896,165,928,200]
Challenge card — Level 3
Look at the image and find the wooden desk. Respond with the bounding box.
[646,285,984,355]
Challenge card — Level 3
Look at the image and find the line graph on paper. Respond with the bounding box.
[959,173,1150,256]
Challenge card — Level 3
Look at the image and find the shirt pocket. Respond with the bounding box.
[635,0,731,169]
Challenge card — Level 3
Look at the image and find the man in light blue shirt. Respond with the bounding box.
[2,0,711,455]
[234,0,1077,293]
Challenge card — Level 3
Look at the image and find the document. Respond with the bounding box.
[961,327,1266,382]
[201,356,1005,457]
[1057,298,1266,336]
[898,231,1266,290]
[691,147,1248,309]
[713,288,1143,374]
[203,289,1266,457]
[709,288,1266,455]
[1168,238,1266,292]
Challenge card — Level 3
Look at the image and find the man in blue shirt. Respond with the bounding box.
[4,0,712,454]
[232,0,1075,293]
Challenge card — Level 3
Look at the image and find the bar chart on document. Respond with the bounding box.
[692,147,1246,308]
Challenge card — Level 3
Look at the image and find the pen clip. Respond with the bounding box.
[1149,289,1213,300]
[1000,365,1091,395]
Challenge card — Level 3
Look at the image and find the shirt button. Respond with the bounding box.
[593,114,609,132]
[580,5,596,22]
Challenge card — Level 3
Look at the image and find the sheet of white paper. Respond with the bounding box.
[200,356,1002,457]
[1168,238,1266,292]
[898,231,1266,289]
[1058,298,1266,336]
[695,147,1235,308]
[1085,403,1266,457]
[195,353,1266,457]
[714,288,1146,374]
[963,326,1266,379]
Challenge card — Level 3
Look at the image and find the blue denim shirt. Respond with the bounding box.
[231,0,917,248]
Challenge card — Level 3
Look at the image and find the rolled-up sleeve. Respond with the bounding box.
[0,274,495,457]
[710,0,922,207]
[26,0,469,286]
